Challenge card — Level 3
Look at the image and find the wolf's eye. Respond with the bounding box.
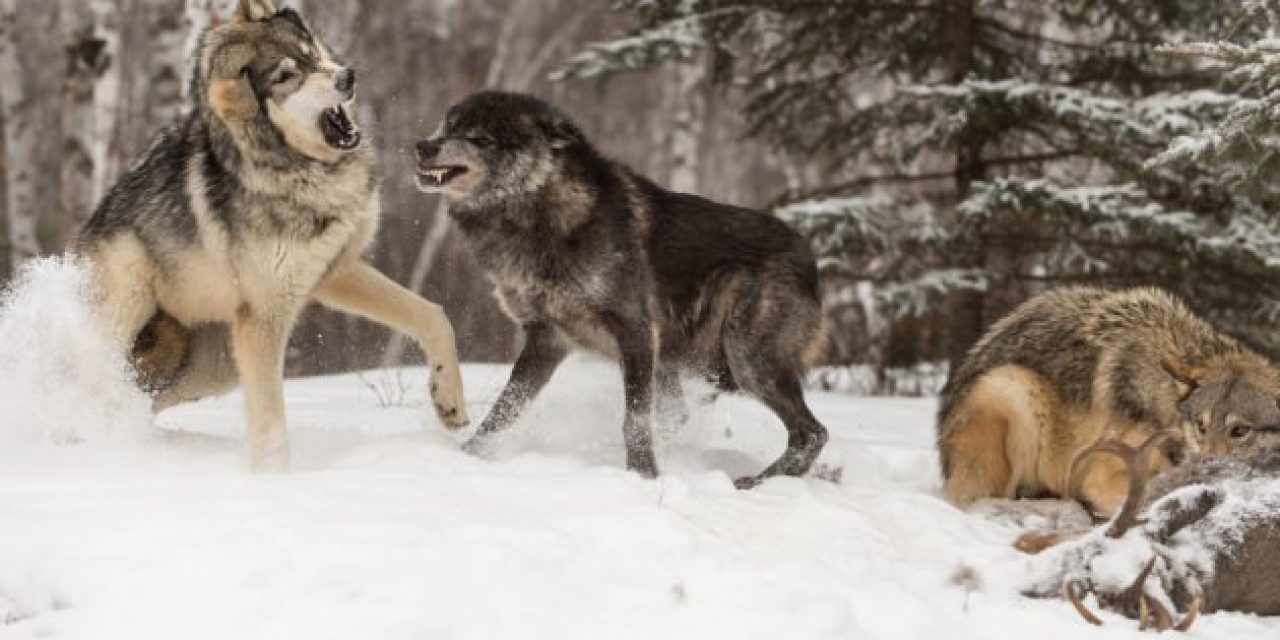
[1229,424,1252,439]
[468,135,495,148]
[273,69,298,85]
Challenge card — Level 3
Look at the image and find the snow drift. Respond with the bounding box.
[0,256,149,447]
[0,263,1277,638]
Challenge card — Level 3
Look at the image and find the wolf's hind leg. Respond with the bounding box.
[85,237,159,375]
[941,407,1014,507]
[315,262,469,429]
[725,288,828,489]
[941,365,1055,508]
[131,312,190,394]
[151,322,238,410]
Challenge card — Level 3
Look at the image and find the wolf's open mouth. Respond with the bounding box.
[416,163,469,187]
[320,105,361,151]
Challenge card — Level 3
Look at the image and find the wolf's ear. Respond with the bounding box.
[1164,359,1206,399]
[234,0,277,23]
[207,44,260,121]
[541,115,586,150]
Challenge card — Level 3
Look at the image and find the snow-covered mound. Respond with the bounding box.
[0,266,1277,638]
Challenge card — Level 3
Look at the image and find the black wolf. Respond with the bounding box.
[415,91,829,488]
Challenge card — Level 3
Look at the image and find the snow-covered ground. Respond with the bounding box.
[1,261,1279,639]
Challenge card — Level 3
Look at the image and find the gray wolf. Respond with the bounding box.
[413,91,828,488]
[938,286,1280,515]
[78,0,469,470]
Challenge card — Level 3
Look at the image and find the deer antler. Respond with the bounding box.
[1069,431,1175,538]
[1065,581,1103,626]
[1175,594,1201,632]
[1067,556,1201,632]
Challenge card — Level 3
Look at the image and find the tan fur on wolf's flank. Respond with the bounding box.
[941,364,1166,514]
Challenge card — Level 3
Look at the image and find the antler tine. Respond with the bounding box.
[1064,581,1103,626]
[1138,593,1150,631]
[1125,556,1185,633]
[1174,594,1202,632]
[1145,594,1174,631]
[1069,431,1175,538]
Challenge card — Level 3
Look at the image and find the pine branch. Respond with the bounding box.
[771,150,1080,207]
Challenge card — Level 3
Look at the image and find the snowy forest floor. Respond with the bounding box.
[0,261,1278,639]
[1,358,1278,639]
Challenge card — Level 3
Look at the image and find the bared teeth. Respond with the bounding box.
[429,168,447,182]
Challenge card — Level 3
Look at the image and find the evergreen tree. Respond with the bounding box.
[557,1,1280,366]
[1139,0,1280,347]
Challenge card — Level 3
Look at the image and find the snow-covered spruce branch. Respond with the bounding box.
[550,6,765,81]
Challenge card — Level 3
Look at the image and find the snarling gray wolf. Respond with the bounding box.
[78,0,469,470]
[413,91,829,488]
[938,286,1280,516]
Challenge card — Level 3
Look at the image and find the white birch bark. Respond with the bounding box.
[0,0,40,268]
[88,0,121,207]
[60,0,99,238]
[667,57,704,193]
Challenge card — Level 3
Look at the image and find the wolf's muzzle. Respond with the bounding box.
[416,139,441,162]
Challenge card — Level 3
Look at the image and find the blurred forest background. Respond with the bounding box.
[3,0,1280,394]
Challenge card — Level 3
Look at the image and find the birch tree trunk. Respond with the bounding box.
[87,0,121,209]
[181,0,228,103]
[60,0,104,242]
[141,0,187,128]
[380,0,531,368]
[0,0,41,269]
[667,56,704,193]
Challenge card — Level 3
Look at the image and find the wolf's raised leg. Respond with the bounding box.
[231,311,290,471]
[465,322,567,452]
[314,262,469,428]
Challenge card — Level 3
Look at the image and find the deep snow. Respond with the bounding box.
[1,261,1279,639]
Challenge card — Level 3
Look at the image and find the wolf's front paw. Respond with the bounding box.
[429,363,469,429]
[461,433,497,458]
[626,450,659,479]
[249,441,290,472]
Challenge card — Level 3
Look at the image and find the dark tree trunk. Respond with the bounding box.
[945,0,986,371]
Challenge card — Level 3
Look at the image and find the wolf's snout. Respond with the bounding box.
[416,139,441,161]
[335,68,356,97]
